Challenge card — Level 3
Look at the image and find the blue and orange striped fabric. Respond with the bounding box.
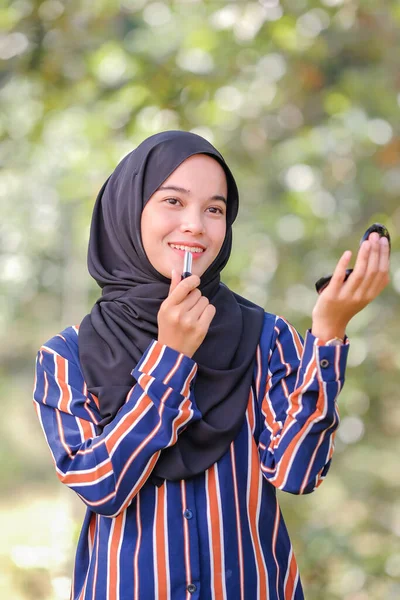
[33,312,349,600]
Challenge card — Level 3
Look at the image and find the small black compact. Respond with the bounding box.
[315,223,391,294]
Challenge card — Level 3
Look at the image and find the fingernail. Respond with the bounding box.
[380,236,389,245]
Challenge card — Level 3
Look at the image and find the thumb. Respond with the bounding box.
[168,268,181,296]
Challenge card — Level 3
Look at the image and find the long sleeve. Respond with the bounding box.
[258,316,349,495]
[32,330,201,517]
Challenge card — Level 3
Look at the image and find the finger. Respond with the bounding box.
[168,274,201,304]
[360,236,391,298]
[356,232,381,294]
[185,294,210,320]
[197,302,216,330]
[378,235,390,273]
[326,250,352,292]
[179,288,203,312]
[343,240,371,292]
[168,269,181,296]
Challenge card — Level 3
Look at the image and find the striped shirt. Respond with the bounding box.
[33,312,349,600]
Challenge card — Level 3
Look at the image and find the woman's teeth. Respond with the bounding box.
[169,244,204,253]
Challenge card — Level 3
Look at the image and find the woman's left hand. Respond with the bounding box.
[311,232,390,342]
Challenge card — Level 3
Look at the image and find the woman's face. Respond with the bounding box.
[141,154,228,279]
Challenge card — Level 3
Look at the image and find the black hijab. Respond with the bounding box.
[78,130,264,483]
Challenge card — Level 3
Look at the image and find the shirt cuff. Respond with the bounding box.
[132,340,198,395]
[304,329,350,382]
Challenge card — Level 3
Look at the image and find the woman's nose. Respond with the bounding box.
[179,212,205,234]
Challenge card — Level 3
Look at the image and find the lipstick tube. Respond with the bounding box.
[181,250,193,280]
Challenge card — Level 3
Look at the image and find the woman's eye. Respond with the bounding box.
[208,206,224,215]
[165,197,180,205]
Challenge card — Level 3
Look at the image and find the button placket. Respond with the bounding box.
[181,479,200,596]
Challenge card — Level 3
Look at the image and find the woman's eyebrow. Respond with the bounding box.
[158,185,227,205]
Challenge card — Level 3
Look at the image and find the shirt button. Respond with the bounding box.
[187,584,197,593]
[183,509,193,519]
[320,359,330,368]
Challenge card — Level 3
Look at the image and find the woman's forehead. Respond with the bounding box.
[160,154,228,190]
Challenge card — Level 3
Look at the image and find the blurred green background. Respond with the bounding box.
[1,0,400,598]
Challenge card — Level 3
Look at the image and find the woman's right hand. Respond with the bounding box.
[157,269,216,358]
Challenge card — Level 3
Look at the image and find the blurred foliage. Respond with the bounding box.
[1,0,400,598]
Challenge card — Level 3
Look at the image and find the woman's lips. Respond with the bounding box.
[168,245,205,260]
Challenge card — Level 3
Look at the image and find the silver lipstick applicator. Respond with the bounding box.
[181,250,193,280]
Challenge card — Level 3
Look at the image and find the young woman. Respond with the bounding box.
[33,130,390,600]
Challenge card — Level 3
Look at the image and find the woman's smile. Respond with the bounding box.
[168,242,206,260]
